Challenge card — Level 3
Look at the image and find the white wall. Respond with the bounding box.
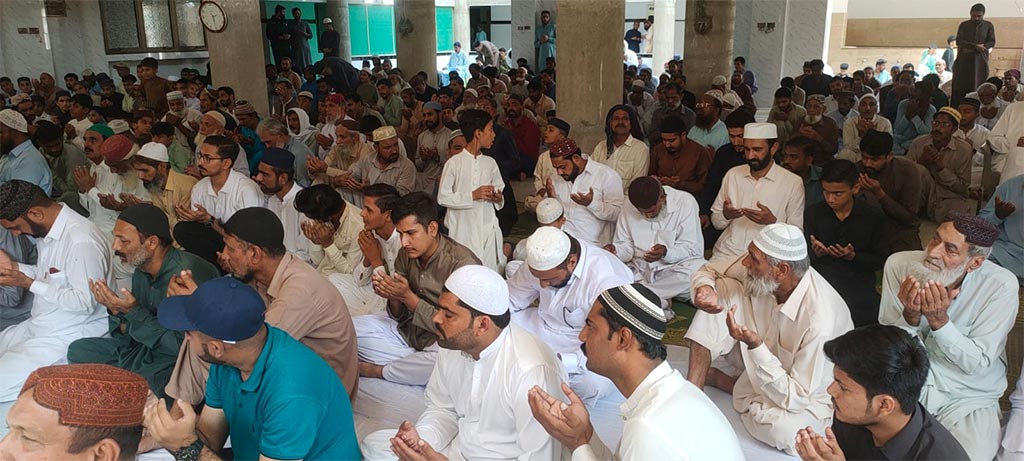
[847,0,1023,18]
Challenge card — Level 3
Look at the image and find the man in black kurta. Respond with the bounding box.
[952,3,996,105]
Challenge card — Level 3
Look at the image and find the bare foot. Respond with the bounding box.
[707,367,737,394]
[358,361,385,379]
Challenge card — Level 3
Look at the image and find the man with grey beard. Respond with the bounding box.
[684,223,853,455]
[879,213,1018,461]
[794,94,840,162]
[66,204,219,398]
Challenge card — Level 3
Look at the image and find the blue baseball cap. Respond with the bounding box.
[158,276,266,342]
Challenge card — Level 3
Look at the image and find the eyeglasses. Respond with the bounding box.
[932,119,955,128]
[198,154,228,163]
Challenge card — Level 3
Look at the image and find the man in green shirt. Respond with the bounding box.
[33,120,89,216]
[67,204,219,397]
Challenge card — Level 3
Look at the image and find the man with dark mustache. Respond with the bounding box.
[906,107,973,221]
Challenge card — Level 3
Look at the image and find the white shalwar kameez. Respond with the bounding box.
[879,251,1020,461]
[506,242,633,404]
[612,186,706,310]
[0,205,110,415]
[437,150,507,273]
[551,160,624,247]
[683,254,854,456]
[329,229,401,317]
[79,162,148,291]
[362,324,568,461]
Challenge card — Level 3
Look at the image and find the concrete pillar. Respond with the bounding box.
[453,0,470,51]
[511,0,538,69]
[555,0,625,152]
[652,0,676,73]
[207,0,270,114]
[394,0,437,87]
[325,0,352,60]
[683,0,736,94]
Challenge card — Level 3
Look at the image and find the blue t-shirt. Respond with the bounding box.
[206,326,361,461]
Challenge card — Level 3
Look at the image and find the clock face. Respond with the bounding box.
[200,1,226,32]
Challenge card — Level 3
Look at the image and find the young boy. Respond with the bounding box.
[150,121,193,174]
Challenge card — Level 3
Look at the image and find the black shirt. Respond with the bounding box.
[482,124,521,235]
[833,403,970,460]
[800,73,833,96]
[804,198,887,327]
[624,29,642,53]
[320,29,341,57]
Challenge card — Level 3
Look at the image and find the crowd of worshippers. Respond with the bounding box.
[0,2,1023,459]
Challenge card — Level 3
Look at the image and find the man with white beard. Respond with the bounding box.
[192,110,249,176]
[878,213,1018,461]
[970,83,1008,130]
[794,95,840,160]
[159,91,202,148]
[684,223,853,456]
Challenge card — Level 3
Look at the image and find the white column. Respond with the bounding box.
[208,0,270,113]
[511,0,538,69]
[652,0,676,72]
[453,0,470,50]
[394,0,438,86]
[325,0,352,60]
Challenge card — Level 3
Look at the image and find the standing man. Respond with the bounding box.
[624,20,642,54]
[545,138,623,247]
[357,192,480,386]
[66,205,219,398]
[149,277,362,460]
[438,109,506,272]
[685,223,854,455]
[710,123,805,262]
[529,283,744,460]
[734,57,758,94]
[507,227,633,404]
[609,177,705,315]
[804,160,887,327]
[445,42,470,82]
[288,8,312,70]
[319,18,341,58]
[535,10,557,69]
[952,3,996,105]
[365,265,568,461]
[0,180,109,406]
[879,213,1018,460]
[266,5,292,66]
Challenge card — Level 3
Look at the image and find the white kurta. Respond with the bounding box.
[437,150,506,273]
[78,162,148,290]
[0,205,110,402]
[189,169,266,223]
[987,101,1024,185]
[684,254,854,455]
[161,108,203,148]
[879,251,1019,461]
[837,115,894,162]
[361,324,568,461]
[267,184,313,264]
[310,203,365,277]
[329,228,401,317]
[551,160,624,247]
[612,186,706,304]
[710,163,805,262]
[572,361,744,461]
[1002,354,1024,459]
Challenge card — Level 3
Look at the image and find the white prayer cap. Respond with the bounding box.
[464,88,478,98]
[535,198,563,225]
[526,227,571,271]
[322,17,333,24]
[165,91,184,101]
[704,89,724,102]
[711,75,728,86]
[0,109,28,133]
[137,142,169,163]
[167,75,179,83]
[752,223,808,261]
[203,110,226,128]
[743,122,777,139]
[631,79,645,89]
[444,265,509,315]
[108,119,131,134]
[721,93,742,109]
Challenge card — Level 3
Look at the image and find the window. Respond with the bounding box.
[100,0,206,53]
[348,5,455,57]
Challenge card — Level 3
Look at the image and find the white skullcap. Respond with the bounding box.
[165,91,184,101]
[108,119,130,134]
[722,93,742,109]
[0,109,28,133]
[704,89,725,102]
[631,79,645,88]
[137,142,169,163]
[743,122,777,139]
[167,75,180,82]
[443,265,509,315]
[203,110,226,127]
[711,75,728,86]
[526,227,571,271]
[464,88,478,98]
[752,223,808,261]
[535,198,563,225]
[323,17,333,24]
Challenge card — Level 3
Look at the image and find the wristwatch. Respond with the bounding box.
[173,438,205,461]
